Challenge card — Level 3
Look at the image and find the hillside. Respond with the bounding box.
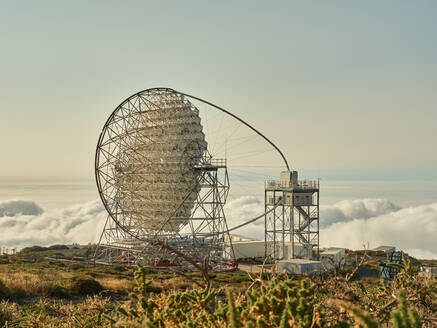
[0,246,436,327]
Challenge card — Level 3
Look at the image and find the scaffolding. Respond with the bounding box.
[264,171,319,261]
[94,156,235,269]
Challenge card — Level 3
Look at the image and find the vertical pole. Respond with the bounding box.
[273,190,276,259]
[291,190,295,258]
[264,188,268,258]
[282,191,285,259]
[317,184,320,261]
[308,204,311,259]
[223,166,235,261]
[213,170,217,244]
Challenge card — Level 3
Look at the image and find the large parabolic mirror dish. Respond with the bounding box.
[96,89,208,239]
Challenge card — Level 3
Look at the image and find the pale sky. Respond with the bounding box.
[1,1,436,182]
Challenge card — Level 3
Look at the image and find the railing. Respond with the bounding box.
[265,180,287,189]
[297,180,319,190]
[265,179,319,190]
[209,158,227,166]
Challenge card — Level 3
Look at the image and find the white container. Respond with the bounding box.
[277,259,323,275]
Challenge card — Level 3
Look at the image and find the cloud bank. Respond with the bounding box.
[0,197,436,260]
[0,200,44,217]
[320,202,437,259]
[319,198,401,228]
[224,197,437,259]
[0,200,106,249]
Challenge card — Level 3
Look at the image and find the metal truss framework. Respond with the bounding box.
[94,88,235,269]
[94,158,235,268]
[264,172,320,261]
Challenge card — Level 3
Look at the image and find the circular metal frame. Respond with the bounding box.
[95,88,207,240]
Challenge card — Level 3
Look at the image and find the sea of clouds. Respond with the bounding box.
[0,199,107,249]
[224,197,437,259]
[0,197,436,259]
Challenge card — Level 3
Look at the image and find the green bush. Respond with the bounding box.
[112,265,126,272]
[53,260,66,267]
[69,277,103,295]
[20,246,48,253]
[69,263,83,270]
[48,244,69,250]
[50,285,70,298]
[0,280,11,299]
[9,288,26,299]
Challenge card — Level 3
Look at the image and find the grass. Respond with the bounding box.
[97,277,134,293]
[0,255,206,298]
[1,295,112,327]
[0,247,436,327]
[0,258,135,298]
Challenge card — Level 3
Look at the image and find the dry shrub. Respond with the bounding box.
[69,277,103,295]
[0,280,11,299]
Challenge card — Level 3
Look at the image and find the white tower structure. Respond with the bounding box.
[264,171,320,261]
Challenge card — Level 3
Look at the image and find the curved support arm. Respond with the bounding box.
[176,90,290,171]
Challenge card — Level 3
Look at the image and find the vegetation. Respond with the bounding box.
[69,277,103,295]
[105,261,435,327]
[0,280,10,300]
[48,244,70,250]
[0,247,436,327]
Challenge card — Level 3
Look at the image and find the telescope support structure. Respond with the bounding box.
[94,158,235,270]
